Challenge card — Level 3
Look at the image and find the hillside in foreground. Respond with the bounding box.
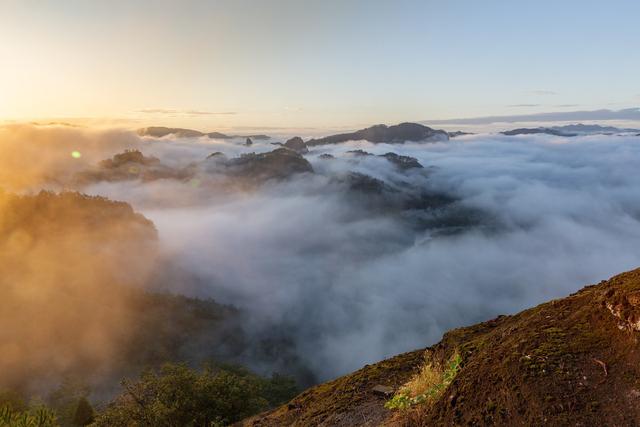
[241,268,640,426]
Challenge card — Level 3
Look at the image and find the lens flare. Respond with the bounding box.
[71,151,82,159]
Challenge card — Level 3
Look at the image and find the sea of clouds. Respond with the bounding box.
[3,124,640,382]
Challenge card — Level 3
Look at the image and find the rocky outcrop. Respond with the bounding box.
[74,150,188,184]
[329,170,464,232]
[380,153,423,170]
[344,150,422,170]
[306,123,449,146]
[245,137,253,146]
[220,148,314,182]
[283,137,309,154]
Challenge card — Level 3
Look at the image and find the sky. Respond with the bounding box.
[1,0,639,131]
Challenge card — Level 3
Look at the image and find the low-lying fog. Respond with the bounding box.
[3,124,640,382]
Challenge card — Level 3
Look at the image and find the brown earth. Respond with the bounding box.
[239,268,640,426]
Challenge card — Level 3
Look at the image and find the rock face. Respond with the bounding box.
[283,137,309,154]
[502,127,577,137]
[306,123,449,146]
[240,268,640,427]
[371,385,394,398]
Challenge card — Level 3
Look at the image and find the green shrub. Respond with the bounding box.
[93,363,297,427]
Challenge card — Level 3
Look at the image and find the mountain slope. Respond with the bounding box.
[240,268,640,426]
[306,123,449,146]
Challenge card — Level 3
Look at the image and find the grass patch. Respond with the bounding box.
[385,351,461,410]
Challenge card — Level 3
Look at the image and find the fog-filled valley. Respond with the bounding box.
[3,1,640,423]
[2,122,640,409]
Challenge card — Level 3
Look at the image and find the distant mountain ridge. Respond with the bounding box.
[502,127,574,137]
[550,124,639,134]
[502,123,639,137]
[306,123,449,146]
[138,126,271,140]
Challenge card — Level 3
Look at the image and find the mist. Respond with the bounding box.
[94,131,640,379]
[0,124,141,191]
[2,124,640,384]
[0,191,158,393]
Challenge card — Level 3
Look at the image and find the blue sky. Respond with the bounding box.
[0,0,638,129]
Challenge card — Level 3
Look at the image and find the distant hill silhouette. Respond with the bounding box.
[306,123,449,146]
[138,126,270,140]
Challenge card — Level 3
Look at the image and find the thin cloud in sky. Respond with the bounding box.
[136,109,237,116]
[425,107,640,125]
